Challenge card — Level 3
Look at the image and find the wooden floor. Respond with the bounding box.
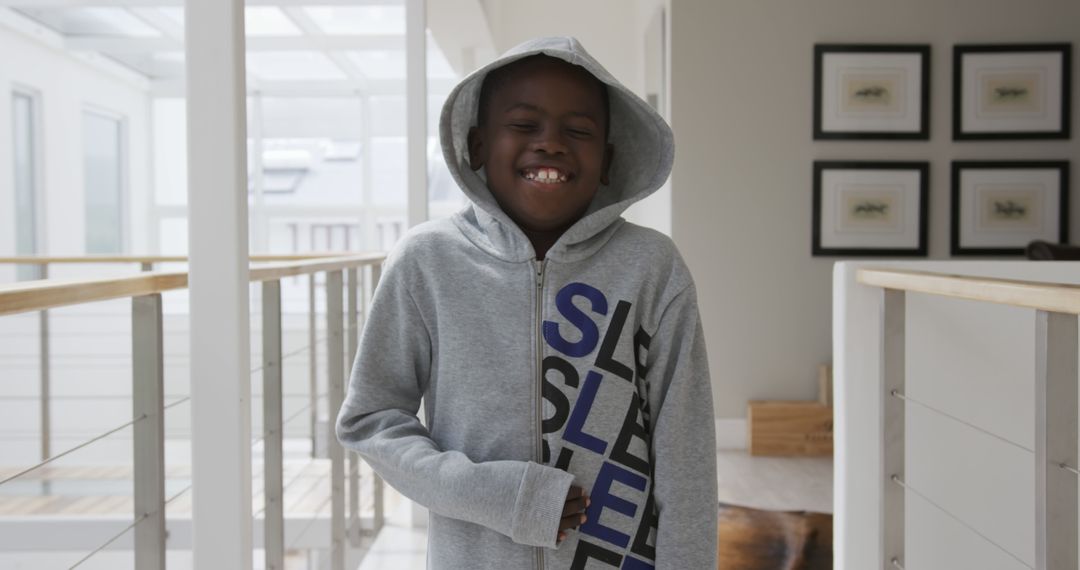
[0,459,373,519]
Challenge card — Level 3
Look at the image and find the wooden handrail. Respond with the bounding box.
[0,253,355,265]
[0,254,385,317]
[857,268,1080,315]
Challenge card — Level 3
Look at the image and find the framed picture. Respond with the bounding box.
[813,161,929,256]
[951,161,1069,255]
[953,44,1072,140]
[813,44,930,140]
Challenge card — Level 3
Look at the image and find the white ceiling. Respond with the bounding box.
[3,0,464,96]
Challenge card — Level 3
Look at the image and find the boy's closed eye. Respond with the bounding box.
[506,121,538,131]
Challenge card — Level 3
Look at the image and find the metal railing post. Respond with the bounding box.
[881,289,905,570]
[371,263,384,532]
[346,267,360,544]
[326,270,345,570]
[263,280,285,570]
[132,293,166,570]
[38,263,50,489]
[309,273,318,458]
[1034,310,1078,570]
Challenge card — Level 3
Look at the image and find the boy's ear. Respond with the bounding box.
[467,127,485,171]
[600,143,615,186]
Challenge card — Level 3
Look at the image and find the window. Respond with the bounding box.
[83,109,125,253]
[12,90,39,281]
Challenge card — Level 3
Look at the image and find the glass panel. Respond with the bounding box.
[153,99,187,206]
[428,134,465,219]
[427,52,465,219]
[303,5,405,35]
[15,7,160,37]
[247,52,347,81]
[158,217,188,255]
[245,7,301,36]
[427,43,457,79]
[83,111,124,254]
[12,92,37,281]
[369,95,405,136]
[108,51,185,80]
[371,136,405,207]
[261,97,362,139]
[345,50,405,79]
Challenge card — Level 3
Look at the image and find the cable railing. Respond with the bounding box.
[857,268,1079,570]
[0,253,387,570]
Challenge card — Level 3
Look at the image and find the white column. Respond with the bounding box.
[184,0,253,567]
[406,0,430,528]
[405,0,428,229]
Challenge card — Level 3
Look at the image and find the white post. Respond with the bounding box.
[1034,310,1078,570]
[184,0,253,566]
[881,289,905,569]
[405,0,429,530]
[405,0,428,229]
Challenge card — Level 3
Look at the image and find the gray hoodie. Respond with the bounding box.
[336,36,717,569]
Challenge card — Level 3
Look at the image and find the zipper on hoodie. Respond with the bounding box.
[533,259,547,570]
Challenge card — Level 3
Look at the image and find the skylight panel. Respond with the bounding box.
[15,7,161,37]
[247,52,348,81]
[303,6,405,36]
[245,7,301,37]
[344,50,405,80]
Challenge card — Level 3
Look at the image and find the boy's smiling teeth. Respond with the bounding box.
[521,167,569,184]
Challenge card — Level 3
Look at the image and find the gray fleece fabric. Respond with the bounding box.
[336,36,718,569]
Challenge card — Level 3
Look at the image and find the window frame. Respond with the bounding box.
[81,103,130,254]
[11,84,45,280]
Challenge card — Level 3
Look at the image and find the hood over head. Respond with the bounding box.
[440,36,674,262]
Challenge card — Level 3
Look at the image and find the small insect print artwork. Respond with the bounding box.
[951,161,1069,255]
[814,45,930,140]
[954,44,1072,140]
[813,161,929,256]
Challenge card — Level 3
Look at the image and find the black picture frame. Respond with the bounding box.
[953,44,1072,140]
[813,44,931,140]
[950,161,1070,255]
[813,161,930,257]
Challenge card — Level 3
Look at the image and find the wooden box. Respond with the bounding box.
[747,401,833,456]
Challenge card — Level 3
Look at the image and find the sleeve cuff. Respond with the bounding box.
[509,461,575,548]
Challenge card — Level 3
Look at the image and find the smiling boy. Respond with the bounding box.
[337,37,718,569]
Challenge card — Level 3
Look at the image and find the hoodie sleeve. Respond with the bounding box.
[647,282,718,569]
[334,258,574,549]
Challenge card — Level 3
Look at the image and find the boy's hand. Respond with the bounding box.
[557,485,590,544]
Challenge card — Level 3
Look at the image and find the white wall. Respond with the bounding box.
[834,261,1080,569]
[0,16,153,273]
[670,0,1080,418]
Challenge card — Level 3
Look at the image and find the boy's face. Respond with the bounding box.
[467,57,614,234]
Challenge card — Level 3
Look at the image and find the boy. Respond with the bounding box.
[337,36,717,569]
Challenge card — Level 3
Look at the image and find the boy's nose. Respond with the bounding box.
[529,129,569,155]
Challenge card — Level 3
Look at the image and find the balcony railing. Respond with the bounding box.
[0,253,387,569]
[857,268,1079,570]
